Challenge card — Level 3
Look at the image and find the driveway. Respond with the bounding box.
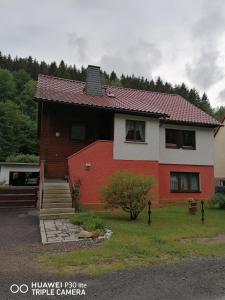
[1,208,225,299]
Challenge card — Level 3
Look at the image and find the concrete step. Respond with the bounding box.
[43,197,72,203]
[40,207,74,215]
[44,190,71,195]
[44,192,71,197]
[40,212,75,220]
[43,202,72,208]
[44,183,69,188]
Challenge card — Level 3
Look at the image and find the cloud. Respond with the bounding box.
[67,33,89,63]
[185,0,225,90]
[217,89,225,103]
[99,40,162,78]
[186,49,224,89]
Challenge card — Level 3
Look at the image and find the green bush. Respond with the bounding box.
[70,213,105,231]
[210,193,225,209]
[101,171,155,220]
[6,153,39,163]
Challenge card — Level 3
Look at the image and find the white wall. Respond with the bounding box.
[0,164,39,184]
[113,113,214,166]
[113,113,159,161]
[214,119,225,178]
[159,124,214,165]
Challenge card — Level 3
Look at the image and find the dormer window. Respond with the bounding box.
[126,120,145,142]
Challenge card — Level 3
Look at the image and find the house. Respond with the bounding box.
[214,116,225,186]
[35,65,220,211]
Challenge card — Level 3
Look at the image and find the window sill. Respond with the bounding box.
[166,146,196,150]
[125,141,148,144]
[170,191,201,193]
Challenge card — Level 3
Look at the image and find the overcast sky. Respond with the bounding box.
[1,0,225,107]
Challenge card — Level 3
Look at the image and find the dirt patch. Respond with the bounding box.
[180,234,225,244]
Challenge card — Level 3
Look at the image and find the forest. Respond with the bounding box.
[0,51,224,162]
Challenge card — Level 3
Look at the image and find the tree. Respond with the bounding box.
[200,93,213,115]
[0,68,16,101]
[13,69,31,93]
[15,80,37,120]
[101,171,155,220]
[0,100,38,161]
[214,106,225,121]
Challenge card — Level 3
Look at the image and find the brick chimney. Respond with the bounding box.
[85,65,102,96]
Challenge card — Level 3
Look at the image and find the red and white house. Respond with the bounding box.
[36,65,220,208]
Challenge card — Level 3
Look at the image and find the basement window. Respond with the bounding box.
[126,120,145,142]
[170,172,200,193]
[71,123,86,141]
[165,129,196,150]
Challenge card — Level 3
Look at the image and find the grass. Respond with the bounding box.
[38,205,225,276]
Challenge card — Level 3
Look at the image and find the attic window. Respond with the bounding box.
[126,120,145,142]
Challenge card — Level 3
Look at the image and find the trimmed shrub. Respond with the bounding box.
[209,193,225,209]
[6,153,39,163]
[70,213,105,231]
[215,186,225,195]
[101,171,155,220]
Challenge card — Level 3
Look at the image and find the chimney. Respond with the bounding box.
[85,65,102,96]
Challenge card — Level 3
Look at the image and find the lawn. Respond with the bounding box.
[38,205,225,275]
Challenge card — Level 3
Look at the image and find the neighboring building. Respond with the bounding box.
[35,65,220,208]
[0,162,39,186]
[214,117,225,186]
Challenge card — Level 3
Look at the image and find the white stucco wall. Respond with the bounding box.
[159,124,214,165]
[214,119,225,178]
[0,164,39,184]
[113,113,159,161]
[113,113,214,165]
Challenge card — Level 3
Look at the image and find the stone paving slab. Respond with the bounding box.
[40,218,113,245]
[40,219,83,244]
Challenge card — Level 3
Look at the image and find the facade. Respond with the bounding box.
[214,117,225,186]
[36,65,220,207]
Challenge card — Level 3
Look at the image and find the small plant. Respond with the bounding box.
[70,213,105,231]
[209,193,225,209]
[101,171,155,220]
[0,180,6,188]
[71,178,82,211]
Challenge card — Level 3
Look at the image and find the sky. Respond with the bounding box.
[0,0,225,108]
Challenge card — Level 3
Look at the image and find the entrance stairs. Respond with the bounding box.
[40,180,74,220]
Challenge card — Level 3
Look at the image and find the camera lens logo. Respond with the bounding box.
[10,284,29,294]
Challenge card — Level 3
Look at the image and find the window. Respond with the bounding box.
[71,123,86,140]
[170,172,200,192]
[165,129,195,150]
[126,120,145,142]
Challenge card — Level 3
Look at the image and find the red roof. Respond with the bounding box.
[36,75,220,126]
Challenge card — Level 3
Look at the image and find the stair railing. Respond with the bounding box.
[39,160,45,209]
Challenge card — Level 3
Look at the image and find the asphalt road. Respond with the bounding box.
[1,208,225,300]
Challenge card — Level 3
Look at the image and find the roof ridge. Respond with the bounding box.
[38,74,85,84]
[105,84,181,97]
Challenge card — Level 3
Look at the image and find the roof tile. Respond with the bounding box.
[35,75,220,126]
